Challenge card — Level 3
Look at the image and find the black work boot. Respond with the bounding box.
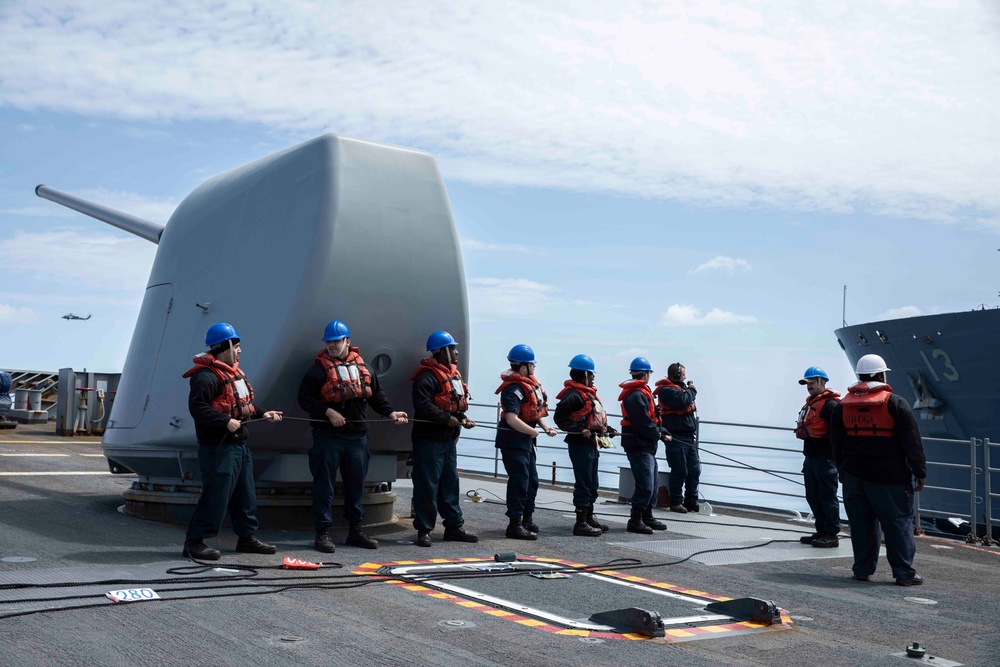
[183,539,221,561]
[521,513,539,534]
[626,507,653,535]
[586,506,609,533]
[314,530,336,553]
[573,509,603,537]
[506,518,538,540]
[416,531,432,548]
[443,526,480,542]
[642,509,667,531]
[799,532,821,545]
[236,535,277,554]
[346,524,379,549]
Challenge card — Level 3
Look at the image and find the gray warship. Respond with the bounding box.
[836,310,1000,529]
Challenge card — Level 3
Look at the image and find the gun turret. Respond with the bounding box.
[35,184,164,244]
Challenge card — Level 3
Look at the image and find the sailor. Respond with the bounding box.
[181,322,283,560]
[618,357,672,534]
[654,362,701,513]
[554,354,618,537]
[410,330,479,547]
[795,366,842,548]
[297,320,408,552]
[830,353,926,585]
[494,344,558,540]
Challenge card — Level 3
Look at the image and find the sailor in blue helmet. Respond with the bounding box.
[653,362,701,513]
[554,354,619,537]
[409,330,479,547]
[795,366,842,548]
[618,357,672,534]
[181,322,284,560]
[297,320,408,552]
[494,344,558,540]
[831,354,926,586]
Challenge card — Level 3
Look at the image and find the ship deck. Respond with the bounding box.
[1,423,998,667]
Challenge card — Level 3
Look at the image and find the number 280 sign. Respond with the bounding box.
[106,588,161,603]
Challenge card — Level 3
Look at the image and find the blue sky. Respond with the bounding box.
[2,1,999,425]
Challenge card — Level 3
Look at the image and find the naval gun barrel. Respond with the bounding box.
[35,184,164,244]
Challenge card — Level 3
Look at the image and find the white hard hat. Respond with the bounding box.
[856,353,890,375]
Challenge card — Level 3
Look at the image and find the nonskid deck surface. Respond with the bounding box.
[1,423,999,666]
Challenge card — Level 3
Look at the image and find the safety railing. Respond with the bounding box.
[456,402,998,536]
[456,402,814,513]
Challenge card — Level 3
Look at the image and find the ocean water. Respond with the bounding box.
[456,403,814,517]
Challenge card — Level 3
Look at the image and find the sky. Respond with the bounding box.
[2,0,999,426]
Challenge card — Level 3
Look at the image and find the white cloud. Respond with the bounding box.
[692,255,752,274]
[877,305,923,320]
[462,239,541,255]
[467,277,558,316]
[0,2,997,225]
[0,304,40,325]
[661,303,758,327]
[0,229,156,292]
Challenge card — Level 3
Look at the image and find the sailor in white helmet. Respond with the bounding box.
[830,353,927,586]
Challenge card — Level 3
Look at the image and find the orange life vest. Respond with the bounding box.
[556,380,608,431]
[840,382,896,437]
[617,380,660,428]
[653,378,697,415]
[495,370,549,422]
[411,358,470,413]
[316,348,373,404]
[795,389,841,440]
[182,354,256,420]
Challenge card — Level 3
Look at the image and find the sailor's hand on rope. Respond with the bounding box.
[262,411,283,423]
[544,427,558,437]
[227,419,241,433]
[914,477,925,492]
[461,418,476,429]
[326,408,346,427]
[389,411,409,425]
[582,429,592,439]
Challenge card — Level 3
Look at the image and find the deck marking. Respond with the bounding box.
[0,453,70,457]
[0,471,110,476]
[352,555,792,642]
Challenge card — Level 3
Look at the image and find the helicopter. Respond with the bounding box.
[62,313,92,320]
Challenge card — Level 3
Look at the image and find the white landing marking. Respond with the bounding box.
[0,471,110,476]
[0,453,70,457]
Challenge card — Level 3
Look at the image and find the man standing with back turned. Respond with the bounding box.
[795,366,842,548]
[655,362,700,513]
[831,353,926,586]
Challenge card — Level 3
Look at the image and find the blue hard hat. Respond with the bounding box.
[427,330,458,352]
[205,322,240,348]
[323,320,351,342]
[569,354,595,372]
[629,356,653,372]
[507,344,536,364]
[799,366,830,385]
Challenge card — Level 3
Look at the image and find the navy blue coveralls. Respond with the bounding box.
[830,387,926,580]
[620,389,670,510]
[185,369,266,541]
[495,383,539,520]
[553,387,601,509]
[297,361,397,531]
[410,369,468,533]
[801,398,841,537]
[656,382,701,507]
